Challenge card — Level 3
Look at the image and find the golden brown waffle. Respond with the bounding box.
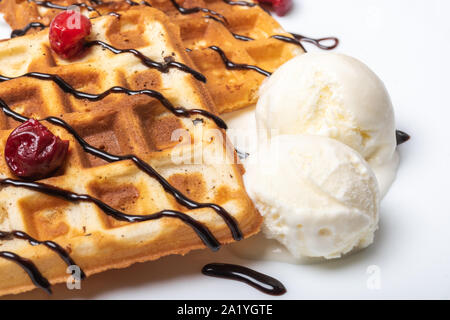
[0,0,304,113]
[0,7,261,296]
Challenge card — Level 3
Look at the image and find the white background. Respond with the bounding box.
[1,0,450,299]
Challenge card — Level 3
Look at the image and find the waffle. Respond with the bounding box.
[0,7,261,296]
[0,0,304,113]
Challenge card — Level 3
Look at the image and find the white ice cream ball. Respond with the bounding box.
[244,134,380,259]
[256,52,396,167]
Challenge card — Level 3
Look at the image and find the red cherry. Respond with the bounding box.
[258,0,293,16]
[272,0,293,16]
[49,11,92,59]
[5,119,69,180]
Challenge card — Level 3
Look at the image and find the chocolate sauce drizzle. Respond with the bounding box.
[221,0,256,7]
[0,178,221,251]
[0,98,241,242]
[221,0,271,15]
[204,15,254,42]
[84,40,206,83]
[0,251,52,294]
[209,46,271,77]
[290,32,339,50]
[90,0,152,7]
[0,230,86,280]
[29,0,101,16]
[202,263,286,296]
[235,148,249,160]
[272,34,340,51]
[0,175,222,294]
[124,0,152,6]
[170,0,227,23]
[11,22,46,38]
[271,34,307,51]
[92,0,152,6]
[0,72,226,129]
[396,130,410,145]
[7,0,312,295]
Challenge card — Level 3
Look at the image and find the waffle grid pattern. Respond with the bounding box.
[0,0,304,113]
[0,8,261,296]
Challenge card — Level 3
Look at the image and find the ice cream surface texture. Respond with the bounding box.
[256,52,397,172]
[244,135,380,259]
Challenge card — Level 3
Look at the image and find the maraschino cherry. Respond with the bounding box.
[258,0,293,16]
[5,119,69,180]
[49,10,92,59]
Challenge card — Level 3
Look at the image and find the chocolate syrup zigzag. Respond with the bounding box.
[221,0,256,7]
[208,46,272,77]
[11,22,46,38]
[0,98,242,241]
[169,0,227,23]
[0,251,52,294]
[124,0,152,7]
[89,0,152,7]
[0,230,86,280]
[288,33,339,50]
[84,40,207,83]
[0,175,220,294]
[0,72,226,129]
[203,14,338,51]
[0,178,221,251]
[221,0,271,15]
[29,0,101,16]
[7,22,207,84]
[203,15,254,41]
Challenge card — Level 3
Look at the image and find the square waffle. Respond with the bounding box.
[0,0,305,113]
[0,7,261,296]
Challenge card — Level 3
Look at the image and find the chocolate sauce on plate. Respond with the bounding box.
[290,32,339,50]
[0,175,220,295]
[11,22,46,38]
[209,46,271,77]
[396,130,410,145]
[0,230,86,280]
[0,251,52,294]
[202,263,286,296]
[4,0,334,295]
[272,34,339,51]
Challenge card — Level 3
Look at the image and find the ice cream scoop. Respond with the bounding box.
[256,53,397,194]
[244,134,380,259]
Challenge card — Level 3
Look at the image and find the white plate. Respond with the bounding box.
[2,0,449,300]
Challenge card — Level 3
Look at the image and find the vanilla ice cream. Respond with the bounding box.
[244,135,380,259]
[256,52,397,171]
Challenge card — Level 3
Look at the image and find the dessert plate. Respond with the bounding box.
[1,0,449,299]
